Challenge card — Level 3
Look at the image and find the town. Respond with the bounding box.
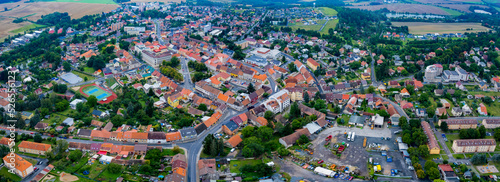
[0,0,500,182]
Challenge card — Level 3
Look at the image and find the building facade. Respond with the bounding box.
[452,139,496,153]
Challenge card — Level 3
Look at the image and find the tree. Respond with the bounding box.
[241,126,254,138]
[264,111,274,121]
[107,163,122,174]
[303,92,310,103]
[247,83,255,93]
[416,169,426,179]
[63,61,71,72]
[367,86,375,93]
[68,150,82,162]
[277,147,290,156]
[256,126,273,141]
[426,167,441,180]
[493,154,500,162]
[242,146,254,157]
[198,104,207,111]
[418,145,429,158]
[440,122,448,132]
[495,128,500,141]
[470,153,487,165]
[478,125,486,138]
[424,160,437,171]
[483,96,493,104]
[297,134,309,145]
[288,62,297,72]
[34,134,42,143]
[87,95,97,107]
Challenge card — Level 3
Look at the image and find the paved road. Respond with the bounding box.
[318,19,329,32]
[180,57,194,91]
[368,51,379,87]
[374,94,409,118]
[19,155,49,182]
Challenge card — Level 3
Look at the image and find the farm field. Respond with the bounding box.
[34,0,116,4]
[348,3,458,15]
[391,22,490,34]
[438,6,464,15]
[319,19,339,35]
[0,0,119,42]
[317,7,338,16]
[286,19,326,31]
[9,23,46,34]
[438,4,489,13]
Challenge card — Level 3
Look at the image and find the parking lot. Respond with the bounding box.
[303,125,412,178]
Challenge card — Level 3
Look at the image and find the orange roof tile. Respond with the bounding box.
[131,132,148,139]
[18,141,51,151]
[166,132,181,142]
[3,153,32,173]
[226,135,242,148]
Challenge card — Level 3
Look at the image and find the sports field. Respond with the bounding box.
[83,86,111,101]
[79,84,117,104]
[391,22,490,34]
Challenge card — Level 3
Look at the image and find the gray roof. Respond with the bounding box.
[348,115,365,125]
[179,128,197,138]
[444,70,459,76]
[62,118,74,126]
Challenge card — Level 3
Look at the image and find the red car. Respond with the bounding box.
[30,132,34,135]
[318,160,324,164]
[325,135,332,141]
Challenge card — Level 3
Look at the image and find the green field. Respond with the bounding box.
[35,0,116,4]
[320,19,339,35]
[317,7,338,16]
[437,6,464,16]
[0,167,22,181]
[9,23,46,34]
[286,19,326,31]
[229,159,262,174]
[82,85,111,101]
[72,70,95,81]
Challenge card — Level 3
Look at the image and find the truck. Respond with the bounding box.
[363,137,367,147]
[351,132,356,142]
[347,132,351,141]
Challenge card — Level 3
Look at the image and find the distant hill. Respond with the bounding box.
[0,0,21,4]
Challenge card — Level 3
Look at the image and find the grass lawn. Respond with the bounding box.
[72,70,95,81]
[319,19,339,35]
[0,167,22,181]
[67,156,90,173]
[317,7,338,16]
[284,19,326,32]
[106,78,117,88]
[453,154,465,159]
[437,6,463,16]
[96,166,122,181]
[423,154,441,161]
[42,113,68,125]
[9,23,46,34]
[83,67,95,74]
[442,154,449,160]
[229,159,262,174]
[161,148,185,156]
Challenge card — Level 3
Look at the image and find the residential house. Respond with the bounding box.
[438,119,477,130]
[2,153,34,178]
[452,139,496,153]
[421,121,440,154]
[18,141,52,155]
[279,128,310,148]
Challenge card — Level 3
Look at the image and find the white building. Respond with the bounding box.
[124,26,146,35]
[372,114,384,128]
[424,64,443,83]
[70,99,84,110]
[456,68,469,81]
[443,70,460,82]
[99,155,114,163]
[251,47,282,60]
[264,90,290,114]
[314,167,336,177]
